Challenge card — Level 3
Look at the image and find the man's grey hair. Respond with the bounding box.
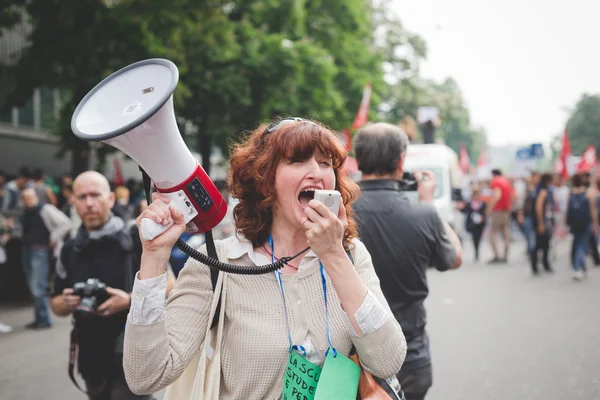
[353,122,409,175]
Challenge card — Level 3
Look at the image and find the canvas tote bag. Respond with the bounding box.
[164,259,228,399]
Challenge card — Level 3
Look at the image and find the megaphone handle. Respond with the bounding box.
[139,189,199,241]
[140,218,175,241]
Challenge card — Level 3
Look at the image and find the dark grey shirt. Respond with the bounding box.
[353,179,456,369]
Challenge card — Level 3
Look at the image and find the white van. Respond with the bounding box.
[403,143,464,232]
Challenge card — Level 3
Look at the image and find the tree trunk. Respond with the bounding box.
[71,139,90,176]
[198,123,212,177]
[69,86,91,175]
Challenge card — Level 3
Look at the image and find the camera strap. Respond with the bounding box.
[68,321,106,396]
[68,323,83,392]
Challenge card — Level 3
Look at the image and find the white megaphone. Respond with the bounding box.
[71,58,227,241]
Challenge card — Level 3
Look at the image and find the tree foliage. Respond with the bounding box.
[0,0,486,175]
[1,0,384,175]
[0,0,186,173]
[372,3,486,160]
[174,0,382,171]
[565,94,600,155]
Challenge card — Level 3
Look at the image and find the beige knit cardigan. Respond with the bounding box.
[124,236,406,399]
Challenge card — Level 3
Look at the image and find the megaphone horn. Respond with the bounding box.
[71,58,227,241]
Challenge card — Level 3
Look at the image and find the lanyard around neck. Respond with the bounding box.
[269,235,335,356]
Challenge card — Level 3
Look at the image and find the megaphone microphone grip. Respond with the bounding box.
[140,218,174,241]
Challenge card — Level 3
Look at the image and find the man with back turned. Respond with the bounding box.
[352,122,463,400]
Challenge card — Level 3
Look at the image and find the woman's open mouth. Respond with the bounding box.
[298,188,317,209]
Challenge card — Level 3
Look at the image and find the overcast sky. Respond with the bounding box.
[392,0,600,147]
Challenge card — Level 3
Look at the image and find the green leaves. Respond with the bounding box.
[566,94,600,155]
[0,0,483,174]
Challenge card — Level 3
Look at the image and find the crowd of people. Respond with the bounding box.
[0,167,236,335]
[459,169,600,279]
[0,119,597,400]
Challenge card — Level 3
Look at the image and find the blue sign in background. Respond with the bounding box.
[516,148,532,160]
[530,143,544,159]
[516,143,544,160]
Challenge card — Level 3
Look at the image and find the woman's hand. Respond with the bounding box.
[302,199,346,259]
[136,192,186,278]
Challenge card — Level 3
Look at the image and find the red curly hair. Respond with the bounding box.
[228,119,359,249]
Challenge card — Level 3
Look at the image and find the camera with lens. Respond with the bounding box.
[72,278,109,320]
[399,172,419,191]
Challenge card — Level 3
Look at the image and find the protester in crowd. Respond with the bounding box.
[112,186,134,223]
[487,169,513,263]
[518,175,539,256]
[61,184,74,217]
[31,167,58,207]
[1,167,30,212]
[553,173,570,239]
[0,212,13,333]
[0,170,6,209]
[126,179,146,206]
[60,184,81,240]
[132,198,148,219]
[508,177,521,240]
[61,174,74,187]
[462,188,487,262]
[567,173,599,280]
[124,118,407,398]
[512,177,528,241]
[530,173,555,275]
[211,179,235,241]
[596,178,600,264]
[57,173,75,210]
[20,188,71,329]
[580,172,600,266]
[352,122,462,400]
[50,171,175,400]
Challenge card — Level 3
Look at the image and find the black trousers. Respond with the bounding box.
[396,364,433,400]
[569,234,600,265]
[86,374,154,400]
[531,233,551,273]
[589,233,600,265]
[471,225,485,261]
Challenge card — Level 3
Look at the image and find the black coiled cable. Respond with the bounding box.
[175,236,309,275]
[140,167,308,275]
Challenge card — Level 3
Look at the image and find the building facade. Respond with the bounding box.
[0,20,71,177]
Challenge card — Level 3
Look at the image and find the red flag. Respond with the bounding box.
[558,129,571,179]
[341,83,372,153]
[553,158,562,173]
[351,83,372,130]
[477,148,488,167]
[577,145,597,173]
[113,158,125,187]
[341,128,352,152]
[459,144,470,174]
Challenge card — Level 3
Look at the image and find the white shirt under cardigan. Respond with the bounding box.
[130,235,389,367]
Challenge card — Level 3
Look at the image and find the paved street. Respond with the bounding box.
[1,238,599,400]
[427,239,600,400]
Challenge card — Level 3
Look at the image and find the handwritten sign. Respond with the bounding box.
[282,351,322,400]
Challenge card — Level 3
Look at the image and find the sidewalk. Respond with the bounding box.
[0,303,164,400]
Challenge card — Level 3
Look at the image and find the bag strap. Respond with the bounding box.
[120,227,135,293]
[206,230,221,330]
[68,323,106,396]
